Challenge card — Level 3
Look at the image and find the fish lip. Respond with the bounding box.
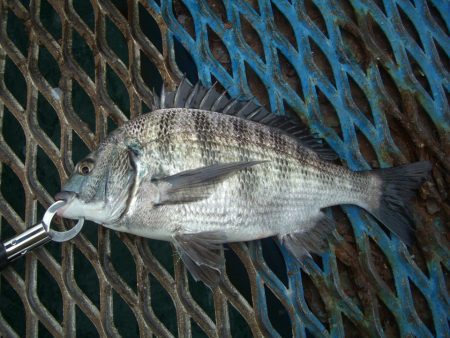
[54,191,78,217]
[55,191,77,203]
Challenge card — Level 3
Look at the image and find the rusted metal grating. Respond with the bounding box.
[0,0,449,337]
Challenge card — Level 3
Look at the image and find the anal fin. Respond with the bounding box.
[279,212,337,260]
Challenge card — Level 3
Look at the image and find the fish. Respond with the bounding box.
[55,79,432,287]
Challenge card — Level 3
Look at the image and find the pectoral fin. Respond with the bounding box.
[153,161,266,205]
[173,231,227,288]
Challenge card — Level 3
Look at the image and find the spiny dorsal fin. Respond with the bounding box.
[157,78,337,161]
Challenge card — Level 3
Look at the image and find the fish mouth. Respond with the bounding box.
[54,191,78,217]
[55,191,77,203]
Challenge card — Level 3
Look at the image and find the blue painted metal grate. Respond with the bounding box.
[159,0,450,336]
[0,0,448,337]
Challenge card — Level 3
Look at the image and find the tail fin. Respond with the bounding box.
[366,161,432,246]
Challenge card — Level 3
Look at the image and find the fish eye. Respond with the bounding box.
[77,159,95,176]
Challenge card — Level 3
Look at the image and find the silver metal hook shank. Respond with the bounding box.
[0,201,85,270]
[2,223,51,265]
[43,200,84,243]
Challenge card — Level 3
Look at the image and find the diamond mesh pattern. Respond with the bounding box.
[0,0,449,337]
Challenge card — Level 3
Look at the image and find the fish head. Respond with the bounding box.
[55,140,134,224]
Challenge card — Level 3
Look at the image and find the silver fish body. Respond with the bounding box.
[109,108,369,240]
[56,81,431,287]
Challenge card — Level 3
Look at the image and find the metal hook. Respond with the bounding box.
[42,200,84,242]
[0,201,84,270]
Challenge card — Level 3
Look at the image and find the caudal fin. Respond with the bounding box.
[367,161,432,246]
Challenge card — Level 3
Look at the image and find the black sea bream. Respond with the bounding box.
[55,80,431,287]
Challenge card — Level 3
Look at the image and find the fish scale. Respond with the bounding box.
[117,109,367,239]
[56,80,431,287]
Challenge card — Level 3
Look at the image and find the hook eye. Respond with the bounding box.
[43,201,84,243]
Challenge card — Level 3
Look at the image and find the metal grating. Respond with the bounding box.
[0,0,449,337]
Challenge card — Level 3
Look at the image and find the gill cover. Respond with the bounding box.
[118,140,146,220]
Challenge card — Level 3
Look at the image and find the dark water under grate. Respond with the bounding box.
[0,0,449,337]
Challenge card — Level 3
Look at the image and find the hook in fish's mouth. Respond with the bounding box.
[55,191,77,203]
[54,191,78,217]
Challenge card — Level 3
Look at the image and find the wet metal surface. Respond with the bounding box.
[0,0,449,337]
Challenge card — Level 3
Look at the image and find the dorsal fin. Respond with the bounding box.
[156,78,337,161]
